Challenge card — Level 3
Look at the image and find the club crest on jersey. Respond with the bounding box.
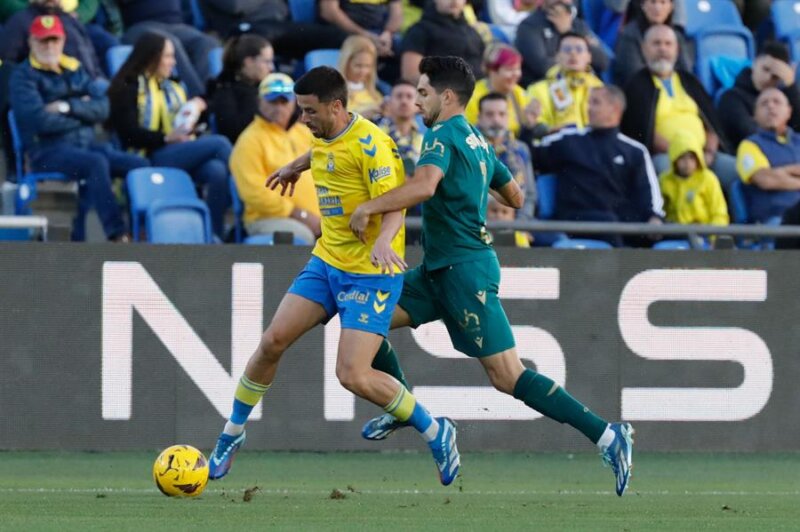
[327,153,335,172]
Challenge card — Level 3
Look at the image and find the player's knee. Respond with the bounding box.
[257,327,289,360]
[335,363,368,395]
[486,367,516,395]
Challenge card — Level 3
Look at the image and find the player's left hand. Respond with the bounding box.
[371,237,408,276]
[349,205,370,243]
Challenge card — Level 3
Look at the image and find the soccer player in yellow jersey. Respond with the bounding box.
[208,67,461,486]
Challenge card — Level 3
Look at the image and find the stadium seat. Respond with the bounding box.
[6,110,84,236]
[244,233,311,245]
[581,0,623,50]
[189,0,206,30]
[770,0,800,40]
[208,47,224,79]
[552,238,614,249]
[106,45,133,77]
[728,179,749,224]
[230,177,244,243]
[684,0,744,37]
[488,24,511,45]
[536,174,557,220]
[146,197,213,244]
[289,0,317,22]
[127,167,198,241]
[693,27,754,94]
[652,239,692,250]
[304,49,340,72]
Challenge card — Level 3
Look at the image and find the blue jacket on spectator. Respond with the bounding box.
[0,5,102,79]
[531,126,664,222]
[9,55,108,155]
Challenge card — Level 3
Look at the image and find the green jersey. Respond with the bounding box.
[416,114,513,270]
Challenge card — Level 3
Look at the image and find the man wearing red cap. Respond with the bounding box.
[8,15,147,241]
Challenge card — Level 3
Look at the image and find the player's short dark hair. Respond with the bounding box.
[558,31,590,49]
[418,56,475,106]
[758,41,791,64]
[478,92,507,113]
[294,66,348,107]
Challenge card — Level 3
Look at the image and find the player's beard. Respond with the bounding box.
[422,105,441,128]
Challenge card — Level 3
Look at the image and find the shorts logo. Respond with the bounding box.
[459,309,480,331]
[337,290,370,304]
[474,337,483,349]
[358,313,370,324]
[373,291,389,314]
[368,166,392,183]
[475,291,486,305]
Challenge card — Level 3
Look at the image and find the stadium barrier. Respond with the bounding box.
[0,243,796,452]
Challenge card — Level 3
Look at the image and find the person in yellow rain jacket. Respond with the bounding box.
[659,131,729,226]
[526,31,603,133]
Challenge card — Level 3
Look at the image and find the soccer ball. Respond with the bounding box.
[152,444,209,497]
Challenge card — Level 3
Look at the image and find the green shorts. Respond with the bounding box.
[399,256,516,358]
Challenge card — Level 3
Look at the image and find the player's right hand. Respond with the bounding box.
[371,237,407,276]
[266,164,302,196]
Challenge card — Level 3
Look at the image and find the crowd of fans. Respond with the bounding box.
[0,0,797,247]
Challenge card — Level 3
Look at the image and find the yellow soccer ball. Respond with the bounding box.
[153,445,209,497]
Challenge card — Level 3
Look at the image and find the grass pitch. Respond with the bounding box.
[1,451,798,531]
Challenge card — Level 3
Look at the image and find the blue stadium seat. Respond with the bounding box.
[552,238,614,249]
[146,197,213,244]
[106,45,133,77]
[230,177,244,243]
[728,179,749,224]
[535,174,557,220]
[770,0,800,39]
[189,0,206,30]
[581,0,623,50]
[208,47,224,79]
[6,110,85,237]
[488,24,511,45]
[244,233,310,245]
[694,27,754,94]
[289,0,317,22]
[653,239,692,250]
[304,49,340,72]
[127,167,198,241]
[684,0,744,37]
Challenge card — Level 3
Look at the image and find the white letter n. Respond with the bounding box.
[102,261,263,420]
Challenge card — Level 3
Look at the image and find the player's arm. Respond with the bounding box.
[265,150,312,196]
[490,179,524,209]
[356,164,443,217]
[371,210,408,275]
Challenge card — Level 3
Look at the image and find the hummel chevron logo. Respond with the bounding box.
[363,145,377,157]
[373,301,386,313]
[358,134,372,145]
[376,290,390,302]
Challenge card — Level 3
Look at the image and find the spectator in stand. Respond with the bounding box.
[477,92,536,221]
[736,88,800,224]
[207,34,273,144]
[319,0,403,58]
[465,44,529,137]
[338,35,384,120]
[400,0,484,83]
[376,80,422,180]
[107,32,232,239]
[532,86,664,245]
[659,131,729,225]
[487,0,537,42]
[514,0,608,86]
[1,0,103,78]
[621,25,737,189]
[119,0,219,97]
[229,73,321,243]
[718,42,800,149]
[486,195,532,247]
[612,0,691,87]
[9,16,148,241]
[525,32,604,134]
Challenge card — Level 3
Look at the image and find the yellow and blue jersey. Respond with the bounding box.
[310,113,406,274]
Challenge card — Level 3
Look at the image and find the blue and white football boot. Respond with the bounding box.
[208,431,246,480]
[429,417,460,486]
[600,422,634,496]
[361,413,409,441]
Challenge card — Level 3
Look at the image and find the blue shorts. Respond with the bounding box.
[287,256,403,336]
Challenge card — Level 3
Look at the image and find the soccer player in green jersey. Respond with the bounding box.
[348,56,635,496]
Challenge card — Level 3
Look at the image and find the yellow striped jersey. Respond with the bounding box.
[310,113,405,274]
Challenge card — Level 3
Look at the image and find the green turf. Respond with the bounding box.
[1,451,798,531]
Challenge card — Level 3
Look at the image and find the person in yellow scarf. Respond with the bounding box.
[107,31,233,239]
[526,32,603,133]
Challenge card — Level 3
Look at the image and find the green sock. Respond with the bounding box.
[513,368,607,443]
[371,339,410,390]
